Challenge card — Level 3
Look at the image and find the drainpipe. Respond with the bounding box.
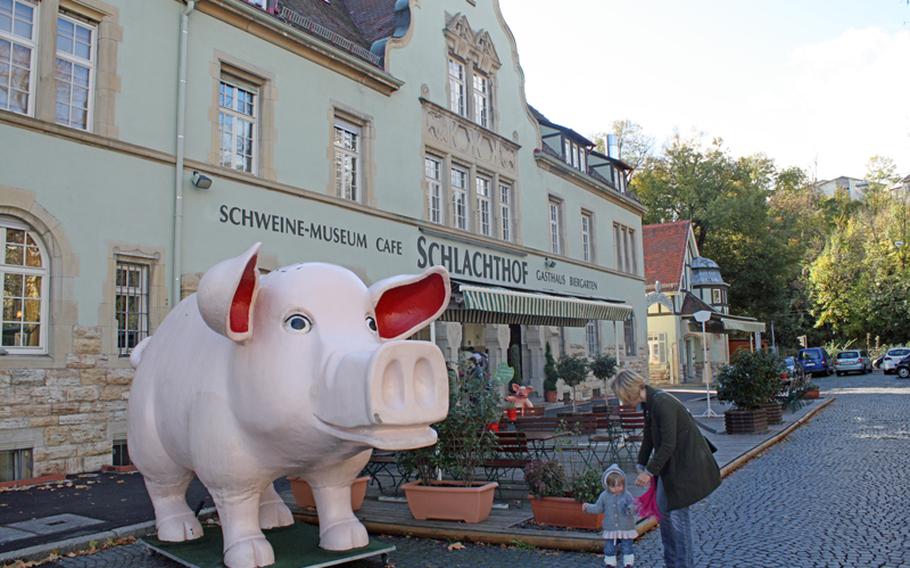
[172,0,196,309]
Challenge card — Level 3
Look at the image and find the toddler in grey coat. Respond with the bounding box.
[583,464,637,567]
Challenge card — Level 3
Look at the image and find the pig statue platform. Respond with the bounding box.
[127,243,451,568]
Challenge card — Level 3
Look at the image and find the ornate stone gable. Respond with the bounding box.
[422,99,518,175]
[444,12,501,74]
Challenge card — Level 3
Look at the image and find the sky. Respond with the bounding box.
[497,0,910,181]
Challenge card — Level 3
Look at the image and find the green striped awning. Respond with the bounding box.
[441,283,634,327]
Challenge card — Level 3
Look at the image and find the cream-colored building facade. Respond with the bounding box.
[644,222,764,384]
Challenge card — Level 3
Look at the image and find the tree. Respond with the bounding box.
[556,354,589,412]
[593,119,654,175]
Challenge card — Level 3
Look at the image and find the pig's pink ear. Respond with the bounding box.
[197,243,261,343]
[511,383,520,393]
[369,266,450,340]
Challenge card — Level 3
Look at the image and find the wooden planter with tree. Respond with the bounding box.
[525,460,603,530]
[717,350,781,435]
[760,401,783,425]
[801,384,820,399]
[399,359,500,523]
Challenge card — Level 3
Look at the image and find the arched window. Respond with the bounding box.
[1,218,49,354]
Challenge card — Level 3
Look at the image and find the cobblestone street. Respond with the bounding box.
[43,372,910,568]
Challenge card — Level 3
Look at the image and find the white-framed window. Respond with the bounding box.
[218,77,258,173]
[476,175,492,236]
[648,333,667,364]
[614,223,637,274]
[448,58,466,117]
[55,13,95,130]
[472,71,491,128]
[712,288,723,304]
[334,117,361,202]
[0,0,38,116]
[499,182,513,242]
[1,220,48,354]
[562,137,586,172]
[0,448,32,482]
[549,198,562,254]
[115,261,149,356]
[586,320,600,356]
[624,313,636,357]
[451,165,468,230]
[581,211,593,262]
[425,155,443,225]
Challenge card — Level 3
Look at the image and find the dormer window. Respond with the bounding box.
[444,13,500,130]
[562,137,587,172]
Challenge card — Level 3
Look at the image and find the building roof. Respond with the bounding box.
[690,256,727,286]
[642,221,692,293]
[679,291,716,317]
[266,0,401,67]
[529,106,595,147]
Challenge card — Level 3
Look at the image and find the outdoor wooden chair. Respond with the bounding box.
[362,451,410,495]
[482,431,530,487]
[514,416,561,432]
[618,407,646,462]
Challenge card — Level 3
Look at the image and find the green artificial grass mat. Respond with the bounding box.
[142,522,394,568]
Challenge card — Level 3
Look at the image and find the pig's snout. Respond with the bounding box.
[316,341,449,432]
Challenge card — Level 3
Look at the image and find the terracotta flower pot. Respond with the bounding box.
[288,476,369,512]
[545,390,558,403]
[528,495,603,530]
[802,388,820,400]
[402,480,498,523]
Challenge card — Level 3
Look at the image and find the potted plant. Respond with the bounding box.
[801,382,820,399]
[544,342,559,403]
[556,354,590,413]
[716,350,780,434]
[590,353,618,397]
[400,359,501,523]
[525,460,604,530]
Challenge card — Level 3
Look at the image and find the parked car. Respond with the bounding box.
[880,347,910,374]
[784,356,801,377]
[797,347,833,377]
[834,350,871,376]
[895,355,910,379]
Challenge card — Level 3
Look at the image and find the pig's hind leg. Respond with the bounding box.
[258,482,294,529]
[307,449,372,551]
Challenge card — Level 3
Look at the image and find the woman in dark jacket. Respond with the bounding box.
[610,370,721,568]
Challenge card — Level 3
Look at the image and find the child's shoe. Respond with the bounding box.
[623,553,634,567]
[604,555,617,567]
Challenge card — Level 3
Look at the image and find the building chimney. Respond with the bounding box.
[606,133,620,159]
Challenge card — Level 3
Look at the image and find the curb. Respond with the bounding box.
[0,507,217,565]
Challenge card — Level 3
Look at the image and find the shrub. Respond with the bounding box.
[544,343,558,392]
[569,467,602,504]
[399,358,500,485]
[524,460,566,498]
[716,350,782,410]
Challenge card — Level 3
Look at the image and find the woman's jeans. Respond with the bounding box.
[656,477,694,568]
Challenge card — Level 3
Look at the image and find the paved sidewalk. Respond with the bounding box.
[0,391,830,566]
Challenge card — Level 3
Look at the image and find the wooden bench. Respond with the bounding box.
[482,431,530,485]
[514,416,561,432]
[555,413,598,435]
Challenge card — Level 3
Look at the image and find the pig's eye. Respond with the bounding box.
[366,316,378,333]
[284,314,312,333]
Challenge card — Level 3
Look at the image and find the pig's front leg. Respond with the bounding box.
[307,449,372,551]
[211,488,274,568]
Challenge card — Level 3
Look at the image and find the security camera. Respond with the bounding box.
[191,171,213,190]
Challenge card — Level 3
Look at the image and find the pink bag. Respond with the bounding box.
[635,476,661,521]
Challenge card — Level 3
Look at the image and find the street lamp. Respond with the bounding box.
[694,310,719,417]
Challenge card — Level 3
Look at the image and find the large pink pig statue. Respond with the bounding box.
[127,243,450,568]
